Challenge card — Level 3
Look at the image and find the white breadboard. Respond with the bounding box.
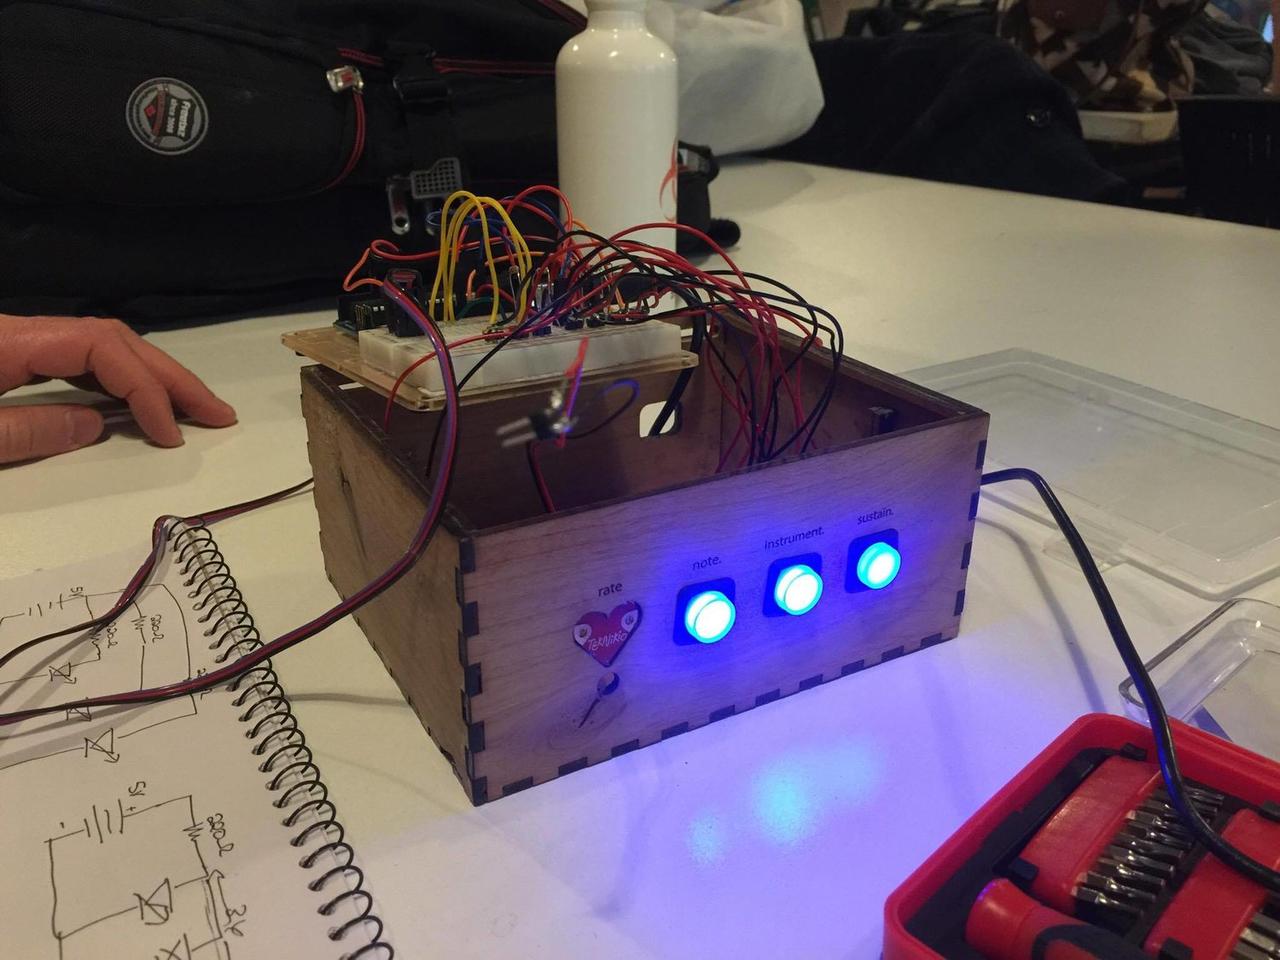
[358,320,685,396]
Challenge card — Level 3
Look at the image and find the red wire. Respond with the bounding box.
[556,339,590,449]
[0,291,460,728]
[0,477,318,680]
[513,218,810,465]
[379,297,585,432]
[526,441,557,512]
[552,242,765,459]
[434,59,555,77]
[345,236,560,294]
[510,184,575,229]
[475,284,518,306]
[566,336,590,377]
[321,91,366,192]
[504,200,563,233]
[382,348,441,431]
[523,332,588,505]
[597,228,812,459]
[337,47,385,67]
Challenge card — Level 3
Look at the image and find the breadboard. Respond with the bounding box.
[281,324,697,411]
[360,320,684,396]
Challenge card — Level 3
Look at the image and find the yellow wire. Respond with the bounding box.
[429,190,534,327]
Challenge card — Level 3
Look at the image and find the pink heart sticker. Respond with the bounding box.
[572,601,642,668]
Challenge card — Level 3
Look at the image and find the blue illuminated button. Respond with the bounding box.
[684,590,736,644]
[773,564,824,616]
[856,542,901,590]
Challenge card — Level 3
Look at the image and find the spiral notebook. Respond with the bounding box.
[0,525,392,960]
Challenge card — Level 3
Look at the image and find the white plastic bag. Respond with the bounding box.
[562,0,824,154]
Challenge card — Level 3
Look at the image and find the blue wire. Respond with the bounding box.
[511,196,563,231]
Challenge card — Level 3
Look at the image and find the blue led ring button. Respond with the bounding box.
[773,564,823,616]
[846,532,901,593]
[684,590,736,644]
[856,542,901,590]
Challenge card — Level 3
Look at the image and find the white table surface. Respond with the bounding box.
[4,160,1279,959]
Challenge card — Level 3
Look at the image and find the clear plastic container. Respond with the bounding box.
[909,350,1280,599]
[1119,598,1280,762]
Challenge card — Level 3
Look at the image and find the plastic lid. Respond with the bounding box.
[1119,598,1280,762]
[910,350,1280,599]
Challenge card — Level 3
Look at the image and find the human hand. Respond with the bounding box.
[0,314,237,464]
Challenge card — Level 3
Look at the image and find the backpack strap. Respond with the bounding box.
[394,53,466,180]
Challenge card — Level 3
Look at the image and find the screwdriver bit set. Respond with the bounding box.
[884,714,1280,960]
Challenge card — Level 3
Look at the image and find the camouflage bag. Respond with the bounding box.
[996,0,1206,110]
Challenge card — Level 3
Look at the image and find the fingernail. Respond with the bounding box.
[216,399,238,422]
[66,409,103,448]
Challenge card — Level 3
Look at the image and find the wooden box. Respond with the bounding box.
[299,339,989,804]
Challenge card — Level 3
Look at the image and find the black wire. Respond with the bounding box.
[982,467,1280,894]
[650,269,844,462]
[525,440,555,513]
[727,323,763,458]
[603,282,767,461]
[706,293,821,464]
[700,329,756,462]
[703,270,845,458]
[513,380,643,513]
[569,380,642,441]
[644,286,768,453]
[535,234,837,458]
[646,323,701,438]
[736,275,844,455]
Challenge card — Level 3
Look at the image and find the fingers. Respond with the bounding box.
[0,405,104,464]
[126,337,237,428]
[80,333,188,446]
[0,314,236,448]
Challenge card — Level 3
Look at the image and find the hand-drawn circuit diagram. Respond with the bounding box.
[46,791,247,960]
[0,584,200,771]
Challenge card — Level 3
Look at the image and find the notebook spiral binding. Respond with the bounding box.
[172,521,394,960]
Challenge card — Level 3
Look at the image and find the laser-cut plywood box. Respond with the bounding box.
[299,331,989,804]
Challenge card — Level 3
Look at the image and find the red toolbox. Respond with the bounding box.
[885,714,1280,960]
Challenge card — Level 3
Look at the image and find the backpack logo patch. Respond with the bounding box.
[126,78,208,155]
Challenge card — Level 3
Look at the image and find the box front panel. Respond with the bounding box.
[463,415,989,801]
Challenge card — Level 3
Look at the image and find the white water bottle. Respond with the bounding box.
[556,0,679,253]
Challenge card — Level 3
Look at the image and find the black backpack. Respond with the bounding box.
[0,0,665,321]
